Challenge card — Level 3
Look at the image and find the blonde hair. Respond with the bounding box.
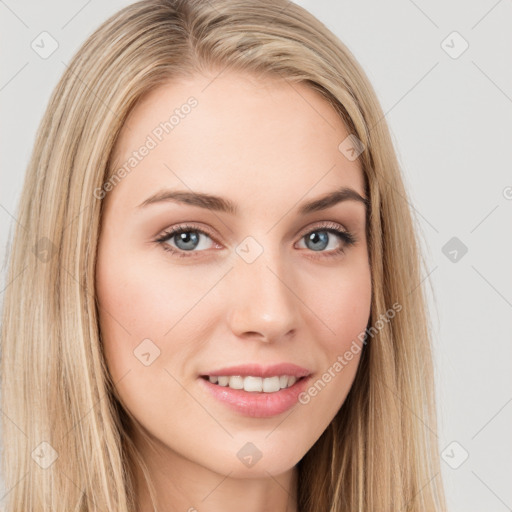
[0,0,446,510]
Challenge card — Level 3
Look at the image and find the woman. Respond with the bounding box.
[0,0,447,510]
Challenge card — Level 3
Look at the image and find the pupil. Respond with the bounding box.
[307,231,328,251]
[175,231,199,250]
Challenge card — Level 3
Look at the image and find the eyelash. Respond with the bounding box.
[154,221,357,260]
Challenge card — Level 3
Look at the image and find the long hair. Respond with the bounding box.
[0,0,446,510]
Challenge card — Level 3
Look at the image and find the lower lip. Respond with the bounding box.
[198,376,311,418]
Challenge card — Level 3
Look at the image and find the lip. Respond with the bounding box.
[197,372,312,418]
[199,363,311,379]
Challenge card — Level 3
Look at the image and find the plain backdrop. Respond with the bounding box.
[1,1,511,510]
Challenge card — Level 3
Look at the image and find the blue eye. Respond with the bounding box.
[169,230,201,251]
[155,224,216,258]
[155,221,357,259]
[299,227,355,255]
[297,222,357,259]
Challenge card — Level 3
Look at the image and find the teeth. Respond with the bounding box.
[229,375,244,389]
[207,375,299,392]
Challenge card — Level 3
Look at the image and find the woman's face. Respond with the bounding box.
[96,71,372,480]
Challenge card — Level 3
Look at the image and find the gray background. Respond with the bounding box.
[1,1,511,510]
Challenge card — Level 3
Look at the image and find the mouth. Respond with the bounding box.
[199,374,308,393]
[197,372,312,418]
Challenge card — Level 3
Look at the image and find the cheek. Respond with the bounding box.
[296,262,371,421]
[96,247,211,341]
[95,244,221,388]
[306,260,372,346]
[95,250,201,422]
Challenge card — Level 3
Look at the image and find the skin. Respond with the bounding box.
[95,70,372,512]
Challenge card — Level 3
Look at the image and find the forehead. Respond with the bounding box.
[107,71,365,211]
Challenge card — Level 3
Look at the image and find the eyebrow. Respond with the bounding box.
[137,186,369,215]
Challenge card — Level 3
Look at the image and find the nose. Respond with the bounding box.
[226,246,299,343]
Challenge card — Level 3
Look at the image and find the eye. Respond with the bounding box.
[155,223,218,259]
[295,221,357,259]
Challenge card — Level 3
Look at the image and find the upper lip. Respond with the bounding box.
[200,363,312,379]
